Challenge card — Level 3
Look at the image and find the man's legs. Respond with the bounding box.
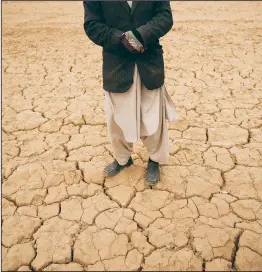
[103,91,134,177]
[106,110,133,166]
[141,112,169,184]
[103,64,172,180]
[140,85,170,185]
[104,91,133,166]
[141,114,169,164]
[140,84,169,164]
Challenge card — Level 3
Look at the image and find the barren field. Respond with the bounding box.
[2,1,262,271]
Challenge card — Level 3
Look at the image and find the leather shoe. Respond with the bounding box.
[104,157,133,177]
[146,158,160,186]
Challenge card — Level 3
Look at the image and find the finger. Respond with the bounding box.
[123,40,136,52]
[122,37,139,53]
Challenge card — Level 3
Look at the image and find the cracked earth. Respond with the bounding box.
[2,1,262,271]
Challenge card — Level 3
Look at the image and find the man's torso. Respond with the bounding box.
[86,1,171,93]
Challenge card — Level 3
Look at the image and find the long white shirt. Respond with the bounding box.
[127,1,132,8]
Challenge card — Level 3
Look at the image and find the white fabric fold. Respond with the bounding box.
[127,1,132,8]
[104,64,179,143]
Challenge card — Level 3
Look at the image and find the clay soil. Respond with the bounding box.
[2,1,262,271]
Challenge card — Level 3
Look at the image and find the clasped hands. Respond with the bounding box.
[121,30,145,53]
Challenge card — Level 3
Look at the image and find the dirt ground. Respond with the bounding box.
[2,1,262,271]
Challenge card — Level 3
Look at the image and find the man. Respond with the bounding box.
[83,0,179,186]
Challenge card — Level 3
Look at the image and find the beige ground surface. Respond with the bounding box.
[2,1,262,271]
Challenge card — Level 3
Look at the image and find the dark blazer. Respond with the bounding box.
[83,0,173,93]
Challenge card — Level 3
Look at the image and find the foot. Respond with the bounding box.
[146,158,160,186]
[104,157,133,177]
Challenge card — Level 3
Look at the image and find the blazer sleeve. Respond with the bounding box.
[136,1,173,45]
[83,0,124,51]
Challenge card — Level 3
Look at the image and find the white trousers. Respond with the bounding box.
[104,64,179,165]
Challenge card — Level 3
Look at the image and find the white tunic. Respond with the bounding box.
[104,64,179,143]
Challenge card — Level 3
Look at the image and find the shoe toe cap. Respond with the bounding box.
[146,171,160,183]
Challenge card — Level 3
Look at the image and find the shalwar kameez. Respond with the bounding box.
[104,63,179,166]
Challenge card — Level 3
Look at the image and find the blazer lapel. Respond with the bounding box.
[119,1,131,15]
[131,1,140,16]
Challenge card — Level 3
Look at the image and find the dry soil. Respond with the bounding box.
[2,1,262,271]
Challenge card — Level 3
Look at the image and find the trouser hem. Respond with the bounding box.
[116,156,131,166]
